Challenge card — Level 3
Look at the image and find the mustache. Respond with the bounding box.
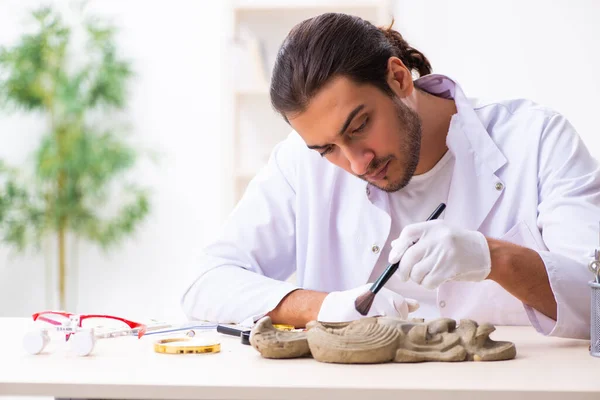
[360,156,393,178]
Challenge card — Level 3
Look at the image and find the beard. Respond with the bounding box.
[363,97,422,193]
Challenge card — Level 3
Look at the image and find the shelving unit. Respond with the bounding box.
[224,0,393,212]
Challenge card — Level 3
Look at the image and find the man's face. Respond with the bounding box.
[288,76,422,192]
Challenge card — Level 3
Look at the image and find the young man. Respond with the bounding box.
[182,13,600,339]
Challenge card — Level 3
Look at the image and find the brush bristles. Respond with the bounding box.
[354,290,376,316]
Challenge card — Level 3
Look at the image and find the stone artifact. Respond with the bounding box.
[249,316,516,363]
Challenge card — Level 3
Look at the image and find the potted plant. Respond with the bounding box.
[0,5,151,310]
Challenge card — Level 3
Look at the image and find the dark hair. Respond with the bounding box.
[270,13,432,121]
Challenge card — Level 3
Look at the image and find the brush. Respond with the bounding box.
[354,202,447,316]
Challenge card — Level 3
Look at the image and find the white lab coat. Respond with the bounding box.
[182,74,600,339]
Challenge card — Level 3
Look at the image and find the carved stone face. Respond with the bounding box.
[250,316,516,364]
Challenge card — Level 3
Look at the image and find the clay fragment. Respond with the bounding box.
[249,317,310,359]
[307,318,400,364]
[250,316,516,364]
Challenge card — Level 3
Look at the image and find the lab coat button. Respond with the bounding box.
[371,245,380,254]
[439,300,446,308]
[366,186,371,196]
[495,182,504,191]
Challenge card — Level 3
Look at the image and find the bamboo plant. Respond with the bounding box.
[0,6,151,310]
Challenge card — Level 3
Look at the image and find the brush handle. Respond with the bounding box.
[370,262,399,293]
[369,202,447,295]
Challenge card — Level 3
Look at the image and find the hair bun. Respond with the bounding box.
[379,22,432,77]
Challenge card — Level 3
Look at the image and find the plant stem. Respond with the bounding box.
[57,125,67,310]
[58,222,66,310]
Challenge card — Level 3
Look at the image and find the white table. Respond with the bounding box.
[0,317,599,400]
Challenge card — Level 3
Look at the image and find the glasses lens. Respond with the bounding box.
[80,316,133,331]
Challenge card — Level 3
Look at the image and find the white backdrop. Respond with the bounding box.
[0,0,598,322]
[394,0,600,158]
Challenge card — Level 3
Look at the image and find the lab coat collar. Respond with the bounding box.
[414,74,507,174]
[414,74,508,231]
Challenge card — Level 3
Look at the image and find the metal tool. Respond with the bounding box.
[589,222,600,283]
[588,222,600,357]
[217,324,251,345]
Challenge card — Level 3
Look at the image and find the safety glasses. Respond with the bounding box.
[32,310,148,339]
[24,310,150,356]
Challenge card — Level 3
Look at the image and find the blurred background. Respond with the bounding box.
[0,0,599,325]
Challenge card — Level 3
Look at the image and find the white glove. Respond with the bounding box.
[388,220,491,290]
[317,283,419,323]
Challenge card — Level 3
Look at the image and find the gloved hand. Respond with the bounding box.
[317,283,419,323]
[388,220,492,290]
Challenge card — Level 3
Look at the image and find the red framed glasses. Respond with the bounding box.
[32,310,148,339]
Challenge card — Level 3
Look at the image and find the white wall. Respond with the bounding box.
[393,0,600,158]
[0,0,230,321]
[0,0,599,322]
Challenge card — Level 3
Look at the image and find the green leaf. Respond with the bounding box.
[0,4,153,258]
[0,6,70,111]
[76,186,150,248]
[0,165,46,249]
[85,18,133,108]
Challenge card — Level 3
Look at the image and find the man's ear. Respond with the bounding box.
[386,57,414,99]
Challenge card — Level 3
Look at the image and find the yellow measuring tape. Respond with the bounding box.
[153,337,221,354]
